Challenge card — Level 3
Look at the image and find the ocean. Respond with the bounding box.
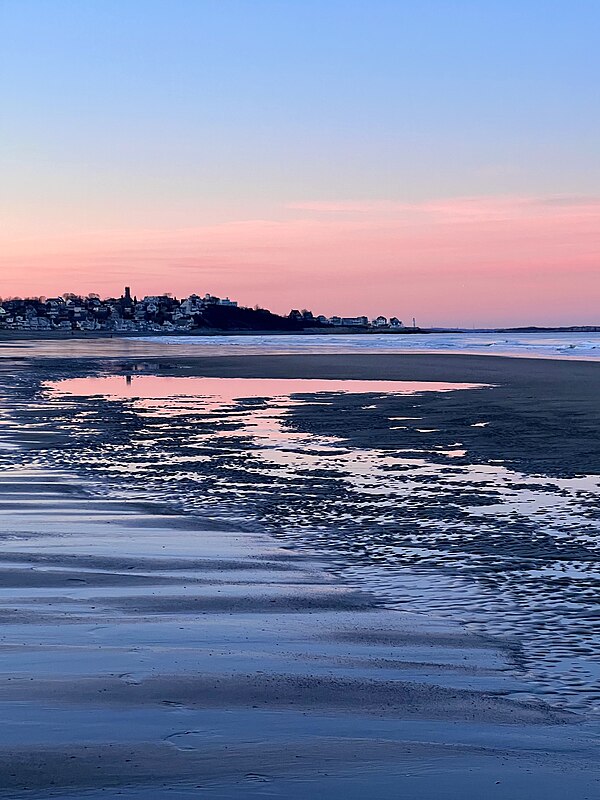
[126,331,600,359]
[2,330,600,361]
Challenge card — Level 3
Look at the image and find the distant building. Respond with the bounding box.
[341,316,369,326]
[327,316,368,326]
[180,295,203,315]
[0,288,322,335]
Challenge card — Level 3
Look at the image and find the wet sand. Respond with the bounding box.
[0,350,598,797]
[78,352,597,476]
[9,348,600,476]
[0,470,595,799]
[138,353,600,468]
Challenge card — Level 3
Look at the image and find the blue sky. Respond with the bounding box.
[1,1,599,323]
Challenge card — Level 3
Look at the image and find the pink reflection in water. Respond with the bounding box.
[47,375,487,402]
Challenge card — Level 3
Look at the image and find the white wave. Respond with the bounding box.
[131,331,600,361]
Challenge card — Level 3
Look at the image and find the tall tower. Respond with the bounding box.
[124,286,132,303]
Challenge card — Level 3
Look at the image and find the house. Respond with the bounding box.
[144,299,159,314]
[180,295,203,315]
[372,315,388,327]
[389,317,403,328]
[79,319,98,331]
[341,316,368,326]
[45,298,65,318]
[29,317,51,330]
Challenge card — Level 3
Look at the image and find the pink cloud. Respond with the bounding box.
[1,195,599,326]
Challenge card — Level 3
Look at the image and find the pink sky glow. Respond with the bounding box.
[2,195,599,327]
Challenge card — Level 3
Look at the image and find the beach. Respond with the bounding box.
[0,342,598,798]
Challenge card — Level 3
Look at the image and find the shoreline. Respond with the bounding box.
[0,328,429,340]
[0,351,598,796]
[2,330,600,366]
[1,326,598,340]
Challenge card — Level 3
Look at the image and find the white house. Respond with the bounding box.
[341,316,369,326]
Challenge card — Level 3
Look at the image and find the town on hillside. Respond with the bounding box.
[0,288,406,333]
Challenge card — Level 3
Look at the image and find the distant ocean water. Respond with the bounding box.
[130,331,600,360]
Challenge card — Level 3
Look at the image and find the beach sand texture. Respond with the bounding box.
[0,347,598,798]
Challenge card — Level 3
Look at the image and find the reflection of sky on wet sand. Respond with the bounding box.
[41,375,600,715]
[52,375,486,406]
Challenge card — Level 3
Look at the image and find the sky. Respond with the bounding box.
[1,0,599,326]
